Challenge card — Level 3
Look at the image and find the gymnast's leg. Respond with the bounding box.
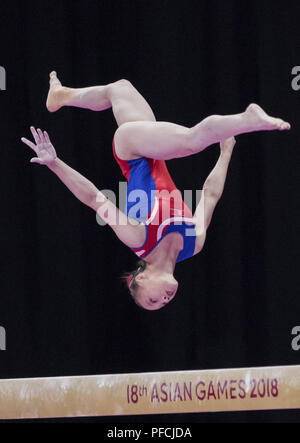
[114,105,290,161]
[47,72,290,161]
[46,71,156,126]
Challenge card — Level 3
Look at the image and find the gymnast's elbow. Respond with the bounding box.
[86,189,107,211]
[203,185,222,201]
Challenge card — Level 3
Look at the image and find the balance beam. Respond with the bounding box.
[0,365,299,419]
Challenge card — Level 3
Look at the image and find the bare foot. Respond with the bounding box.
[46,71,72,112]
[245,104,291,131]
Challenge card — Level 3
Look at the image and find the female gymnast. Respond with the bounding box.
[21,72,290,310]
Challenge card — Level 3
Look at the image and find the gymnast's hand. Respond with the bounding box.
[21,126,57,166]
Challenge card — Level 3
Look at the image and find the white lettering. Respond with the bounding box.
[0,66,6,90]
[292,326,300,351]
[0,326,6,351]
[292,66,300,91]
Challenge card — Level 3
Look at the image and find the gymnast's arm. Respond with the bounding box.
[48,159,145,248]
[21,127,145,249]
[193,137,236,252]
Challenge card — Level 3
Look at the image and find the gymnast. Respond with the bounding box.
[21,72,290,310]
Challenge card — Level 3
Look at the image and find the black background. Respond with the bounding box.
[0,0,300,423]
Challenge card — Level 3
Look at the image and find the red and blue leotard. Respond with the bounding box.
[113,140,196,263]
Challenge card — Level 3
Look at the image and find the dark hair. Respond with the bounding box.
[122,260,147,308]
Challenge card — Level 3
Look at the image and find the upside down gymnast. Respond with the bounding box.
[21,72,291,310]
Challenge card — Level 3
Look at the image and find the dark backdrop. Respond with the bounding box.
[0,0,300,423]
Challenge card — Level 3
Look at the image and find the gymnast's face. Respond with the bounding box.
[135,270,178,310]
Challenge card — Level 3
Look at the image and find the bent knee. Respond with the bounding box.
[116,78,133,87]
[113,122,136,156]
[108,78,134,96]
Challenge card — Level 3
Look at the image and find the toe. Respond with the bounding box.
[280,121,291,131]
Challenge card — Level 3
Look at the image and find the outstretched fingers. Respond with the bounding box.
[20,137,40,163]
[30,126,41,144]
[43,130,51,144]
[36,128,52,144]
[37,128,47,143]
[21,127,51,149]
[21,126,56,166]
[21,137,37,152]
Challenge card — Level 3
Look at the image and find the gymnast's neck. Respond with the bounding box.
[145,233,183,272]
